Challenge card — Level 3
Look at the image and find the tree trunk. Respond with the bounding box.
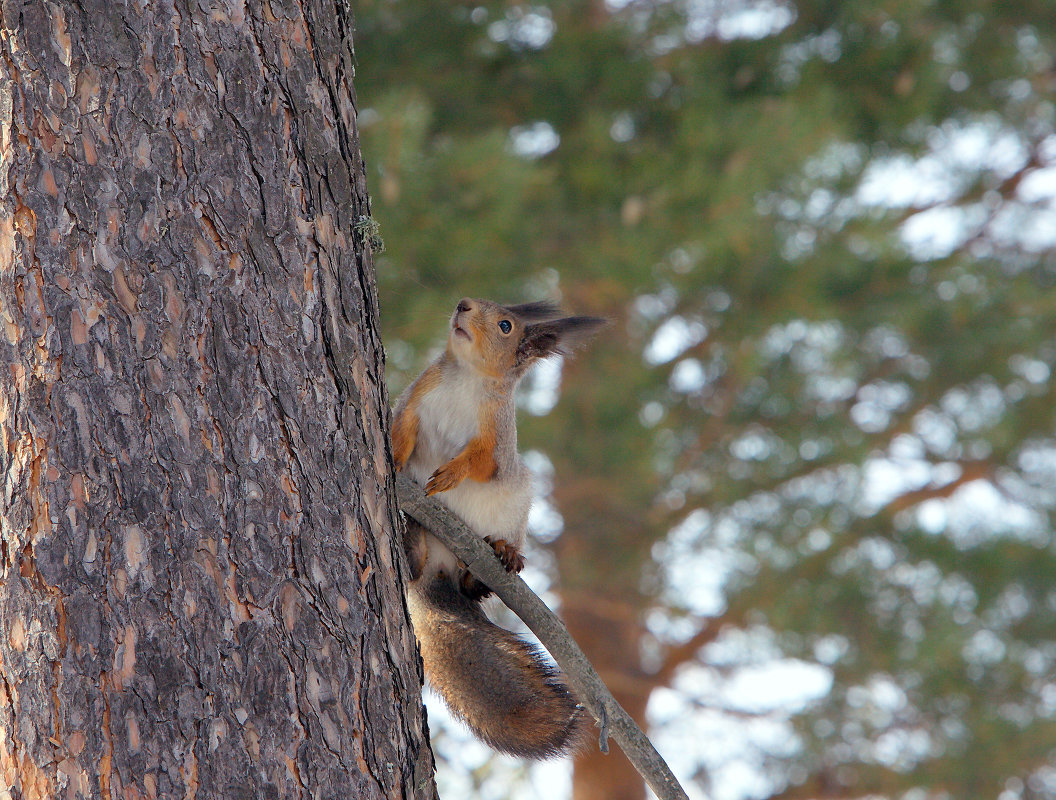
[0,1,434,798]
[560,560,652,800]
[564,600,651,800]
[550,345,657,800]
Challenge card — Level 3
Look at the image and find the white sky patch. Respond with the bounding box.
[730,428,780,462]
[860,455,933,513]
[524,759,573,800]
[645,315,708,364]
[919,480,1050,547]
[653,509,759,619]
[685,0,796,42]
[1018,440,1056,481]
[861,444,1049,547]
[518,356,563,414]
[932,116,1029,177]
[649,707,784,800]
[851,380,913,433]
[671,358,707,393]
[640,399,666,427]
[989,199,1056,253]
[716,660,833,714]
[610,111,636,143]
[768,118,1056,262]
[634,286,680,321]
[528,498,564,542]
[660,546,735,617]
[856,153,958,207]
[509,121,561,159]
[524,449,565,542]
[488,6,555,50]
[776,28,843,85]
[900,205,986,261]
[649,662,827,800]
[1018,163,1056,202]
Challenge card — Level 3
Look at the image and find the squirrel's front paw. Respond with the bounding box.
[425,462,467,495]
[484,537,525,573]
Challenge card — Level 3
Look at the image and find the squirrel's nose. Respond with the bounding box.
[456,299,473,314]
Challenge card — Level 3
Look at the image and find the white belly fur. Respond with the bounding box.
[407,375,532,579]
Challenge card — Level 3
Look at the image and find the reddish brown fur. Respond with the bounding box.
[391,362,443,469]
[395,297,605,760]
[413,575,589,759]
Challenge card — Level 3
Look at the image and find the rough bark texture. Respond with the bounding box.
[0,1,434,798]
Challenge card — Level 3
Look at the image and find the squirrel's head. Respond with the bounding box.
[447,298,606,380]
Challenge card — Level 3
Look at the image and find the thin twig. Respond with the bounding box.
[396,475,692,800]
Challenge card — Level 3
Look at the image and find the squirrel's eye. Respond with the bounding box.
[498,320,512,334]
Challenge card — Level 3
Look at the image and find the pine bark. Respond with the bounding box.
[0,1,434,798]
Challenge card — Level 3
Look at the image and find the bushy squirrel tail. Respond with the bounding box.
[408,574,587,759]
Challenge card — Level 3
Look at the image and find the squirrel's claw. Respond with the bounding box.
[455,537,523,600]
[484,536,525,573]
[425,462,467,495]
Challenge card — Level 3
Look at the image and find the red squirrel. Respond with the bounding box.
[393,298,604,758]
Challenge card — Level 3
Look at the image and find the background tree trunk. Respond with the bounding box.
[557,491,653,800]
[0,1,434,798]
[563,601,651,800]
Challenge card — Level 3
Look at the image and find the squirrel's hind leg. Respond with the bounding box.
[457,536,525,600]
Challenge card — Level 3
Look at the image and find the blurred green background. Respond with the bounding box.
[353,1,1056,798]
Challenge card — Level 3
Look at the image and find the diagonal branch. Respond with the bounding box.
[883,459,992,514]
[396,475,693,800]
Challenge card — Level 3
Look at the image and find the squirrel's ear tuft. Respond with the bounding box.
[551,316,608,352]
[505,301,563,323]
[516,316,607,368]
